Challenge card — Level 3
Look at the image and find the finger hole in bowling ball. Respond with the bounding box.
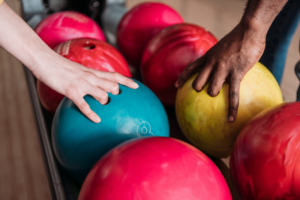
[82,43,96,50]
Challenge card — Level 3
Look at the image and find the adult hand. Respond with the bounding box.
[176,22,265,122]
[177,0,289,123]
[32,52,139,123]
[0,2,138,123]
[33,54,138,123]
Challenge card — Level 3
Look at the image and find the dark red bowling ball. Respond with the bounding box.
[230,102,300,200]
[35,11,106,49]
[141,23,218,106]
[37,38,131,114]
[79,137,232,200]
[117,2,183,69]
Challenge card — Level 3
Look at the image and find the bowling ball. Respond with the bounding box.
[52,80,169,184]
[117,2,183,69]
[141,23,217,106]
[35,11,105,49]
[230,102,300,200]
[37,38,131,114]
[78,137,232,200]
[175,62,283,158]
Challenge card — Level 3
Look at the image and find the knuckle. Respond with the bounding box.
[84,72,95,80]
[230,91,238,98]
[79,102,89,112]
[100,92,108,101]
[180,73,189,81]
[112,72,121,80]
[229,106,238,112]
[112,83,119,93]
[211,80,219,88]
[230,77,242,89]
[205,59,215,68]
[65,85,78,98]
[231,73,243,82]
[217,61,226,70]
[77,77,88,87]
[186,63,195,71]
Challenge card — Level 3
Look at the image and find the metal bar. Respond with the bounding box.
[23,67,66,200]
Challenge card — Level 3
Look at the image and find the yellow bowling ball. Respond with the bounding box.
[175,62,283,158]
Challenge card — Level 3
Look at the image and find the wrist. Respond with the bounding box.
[233,20,267,51]
[239,17,269,36]
[29,44,58,80]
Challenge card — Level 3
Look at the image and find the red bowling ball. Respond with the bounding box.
[35,11,105,49]
[141,23,218,106]
[78,137,232,200]
[38,38,131,114]
[117,2,183,69]
[230,102,300,200]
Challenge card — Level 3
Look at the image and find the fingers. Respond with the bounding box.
[67,88,101,123]
[192,63,213,92]
[65,78,111,123]
[228,75,241,123]
[88,70,139,89]
[85,84,109,105]
[207,65,227,96]
[88,74,120,95]
[177,56,206,88]
[108,72,139,89]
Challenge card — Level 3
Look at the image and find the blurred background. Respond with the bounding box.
[0,0,299,199]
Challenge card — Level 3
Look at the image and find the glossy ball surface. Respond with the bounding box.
[117,2,183,69]
[79,137,232,200]
[37,38,131,114]
[141,23,217,106]
[230,102,300,200]
[35,11,105,49]
[52,80,169,184]
[175,62,283,157]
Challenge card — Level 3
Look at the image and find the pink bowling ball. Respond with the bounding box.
[35,11,106,49]
[117,2,183,69]
[79,137,232,200]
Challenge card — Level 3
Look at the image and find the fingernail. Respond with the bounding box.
[228,115,234,122]
[132,82,139,89]
[93,113,101,123]
[175,80,179,88]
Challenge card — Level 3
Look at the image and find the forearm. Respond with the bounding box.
[241,0,288,33]
[0,2,55,78]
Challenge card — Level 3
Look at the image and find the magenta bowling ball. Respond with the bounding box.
[79,137,232,200]
[35,11,106,49]
[117,2,183,69]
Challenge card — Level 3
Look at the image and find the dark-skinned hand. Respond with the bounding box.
[176,22,266,122]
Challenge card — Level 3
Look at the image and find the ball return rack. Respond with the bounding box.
[21,0,238,199]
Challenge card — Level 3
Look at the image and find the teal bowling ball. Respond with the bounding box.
[52,80,169,184]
